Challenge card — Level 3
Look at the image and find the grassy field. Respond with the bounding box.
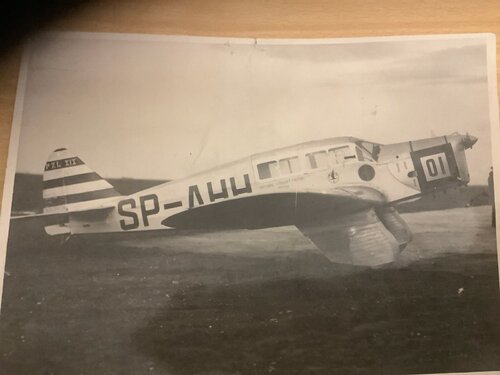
[0,207,499,374]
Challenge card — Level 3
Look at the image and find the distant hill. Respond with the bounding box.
[9,173,491,214]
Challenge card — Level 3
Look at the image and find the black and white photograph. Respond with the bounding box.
[0,32,499,374]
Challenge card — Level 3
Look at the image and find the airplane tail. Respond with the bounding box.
[43,148,121,215]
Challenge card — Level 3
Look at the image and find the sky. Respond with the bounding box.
[14,33,494,184]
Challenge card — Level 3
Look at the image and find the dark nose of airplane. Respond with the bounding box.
[462,134,478,149]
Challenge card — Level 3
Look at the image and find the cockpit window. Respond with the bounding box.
[257,161,279,179]
[355,147,373,161]
[306,151,328,169]
[356,141,381,161]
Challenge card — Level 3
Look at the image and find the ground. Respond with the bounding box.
[0,206,499,374]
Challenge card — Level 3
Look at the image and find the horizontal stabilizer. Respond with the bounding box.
[11,206,114,221]
[11,206,115,236]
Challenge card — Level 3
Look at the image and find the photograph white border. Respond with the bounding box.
[0,33,498,375]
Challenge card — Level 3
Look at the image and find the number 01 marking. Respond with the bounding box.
[420,152,451,182]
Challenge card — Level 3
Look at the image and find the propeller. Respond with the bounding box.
[462,133,478,149]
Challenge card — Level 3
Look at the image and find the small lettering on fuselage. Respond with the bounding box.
[118,174,252,230]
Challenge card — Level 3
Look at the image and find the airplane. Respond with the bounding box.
[12,132,478,267]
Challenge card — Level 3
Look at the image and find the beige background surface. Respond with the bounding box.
[1,0,499,204]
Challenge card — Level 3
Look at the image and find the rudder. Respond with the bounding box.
[43,148,121,214]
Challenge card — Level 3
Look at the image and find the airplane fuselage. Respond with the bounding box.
[66,133,474,235]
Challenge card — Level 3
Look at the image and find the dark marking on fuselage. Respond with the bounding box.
[207,179,229,202]
[189,174,252,208]
[140,194,159,226]
[230,174,252,196]
[118,198,139,230]
[188,185,204,209]
[118,174,254,227]
[164,201,183,210]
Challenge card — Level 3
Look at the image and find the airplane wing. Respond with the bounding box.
[296,187,412,267]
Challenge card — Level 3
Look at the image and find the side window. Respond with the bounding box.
[328,146,357,164]
[279,156,301,175]
[257,161,279,180]
[306,151,328,169]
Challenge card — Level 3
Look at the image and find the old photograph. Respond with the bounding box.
[0,32,499,374]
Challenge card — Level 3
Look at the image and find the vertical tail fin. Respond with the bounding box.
[43,148,121,214]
